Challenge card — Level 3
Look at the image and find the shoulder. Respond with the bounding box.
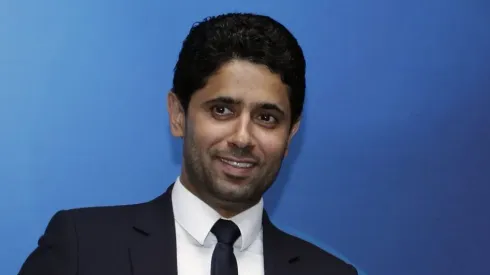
[46,198,157,237]
[42,189,172,239]
[63,202,145,222]
[274,226,358,275]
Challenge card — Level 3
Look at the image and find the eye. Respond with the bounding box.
[257,113,277,124]
[211,105,233,116]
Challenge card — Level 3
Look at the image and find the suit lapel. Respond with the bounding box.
[126,185,301,275]
[129,184,177,275]
[262,211,301,275]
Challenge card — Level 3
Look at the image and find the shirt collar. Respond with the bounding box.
[171,177,263,251]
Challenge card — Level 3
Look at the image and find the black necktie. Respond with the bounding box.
[210,219,241,275]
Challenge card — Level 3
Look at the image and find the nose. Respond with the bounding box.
[228,115,254,150]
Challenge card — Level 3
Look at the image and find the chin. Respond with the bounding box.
[212,178,256,201]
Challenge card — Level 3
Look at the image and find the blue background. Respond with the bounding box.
[1,1,489,274]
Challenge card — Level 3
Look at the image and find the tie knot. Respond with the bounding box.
[211,219,241,245]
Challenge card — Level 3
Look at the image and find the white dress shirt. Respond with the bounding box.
[171,177,265,275]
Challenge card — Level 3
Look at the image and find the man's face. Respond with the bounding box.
[168,59,300,211]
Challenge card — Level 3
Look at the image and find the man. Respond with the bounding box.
[19,12,357,275]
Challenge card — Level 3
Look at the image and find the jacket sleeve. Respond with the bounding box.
[18,210,78,275]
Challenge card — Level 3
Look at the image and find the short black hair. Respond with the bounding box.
[172,12,306,124]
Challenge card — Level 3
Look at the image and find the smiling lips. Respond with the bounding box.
[220,158,255,168]
[218,157,258,178]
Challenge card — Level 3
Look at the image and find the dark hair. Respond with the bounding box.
[172,12,306,124]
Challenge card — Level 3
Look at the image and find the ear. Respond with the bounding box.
[284,119,301,157]
[167,90,185,138]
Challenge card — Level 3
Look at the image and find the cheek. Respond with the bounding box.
[191,115,229,148]
[254,131,289,157]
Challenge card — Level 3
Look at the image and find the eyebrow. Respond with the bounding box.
[203,96,241,106]
[202,96,286,117]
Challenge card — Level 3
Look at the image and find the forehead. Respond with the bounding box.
[192,60,290,110]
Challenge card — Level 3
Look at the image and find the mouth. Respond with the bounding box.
[216,157,258,179]
[219,158,256,169]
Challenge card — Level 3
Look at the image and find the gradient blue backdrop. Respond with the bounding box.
[1,1,489,274]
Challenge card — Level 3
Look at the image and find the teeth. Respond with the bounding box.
[221,158,254,168]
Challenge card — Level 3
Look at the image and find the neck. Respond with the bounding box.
[179,173,255,218]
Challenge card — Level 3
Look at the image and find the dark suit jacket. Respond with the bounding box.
[19,184,357,275]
